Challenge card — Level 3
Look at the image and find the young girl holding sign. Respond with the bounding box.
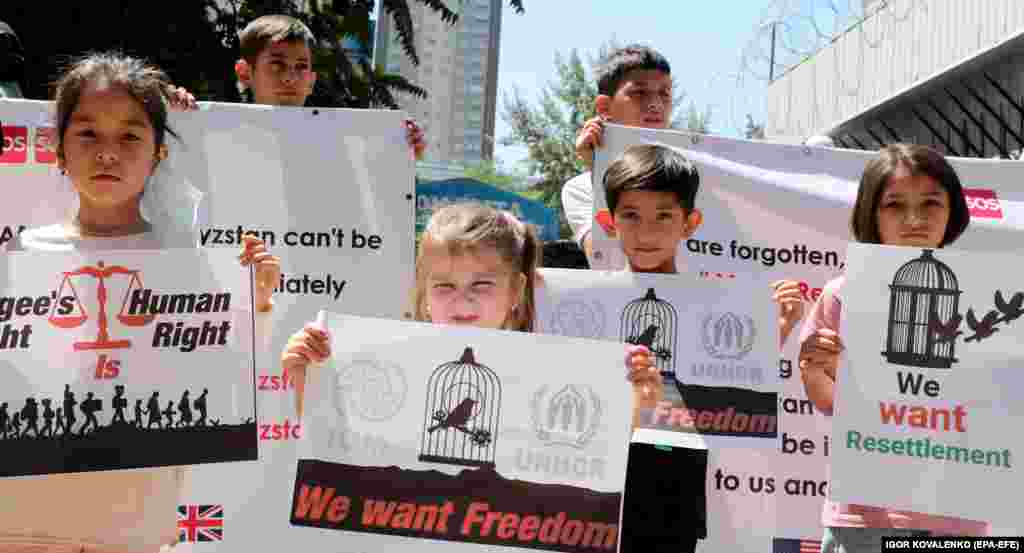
[1,52,280,553]
[281,202,662,414]
[798,144,987,552]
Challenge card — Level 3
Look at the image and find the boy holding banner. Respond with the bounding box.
[232,14,426,159]
[566,44,672,264]
[609,143,805,552]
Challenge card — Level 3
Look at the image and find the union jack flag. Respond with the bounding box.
[177,504,224,543]
[773,537,822,553]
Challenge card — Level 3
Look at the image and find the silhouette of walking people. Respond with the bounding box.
[162,401,175,428]
[63,384,77,435]
[10,412,21,437]
[176,390,192,428]
[194,389,208,427]
[55,407,65,436]
[40,399,55,437]
[20,397,39,438]
[79,392,102,436]
[112,385,128,425]
[146,392,162,429]
[133,399,144,428]
[0,402,8,439]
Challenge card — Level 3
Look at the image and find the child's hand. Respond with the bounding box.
[405,119,427,160]
[772,280,805,346]
[575,115,607,168]
[239,235,280,313]
[799,328,842,381]
[625,344,662,407]
[281,322,331,418]
[167,85,198,111]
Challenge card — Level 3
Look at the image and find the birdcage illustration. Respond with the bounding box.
[418,347,501,468]
[883,249,962,369]
[621,288,678,377]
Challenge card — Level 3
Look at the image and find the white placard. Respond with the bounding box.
[830,243,1023,530]
[0,248,256,476]
[536,268,779,450]
[292,312,632,552]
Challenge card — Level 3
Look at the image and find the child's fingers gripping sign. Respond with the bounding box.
[771,279,806,320]
[239,235,281,312]
[575,116,607,166]
[625,344,660,400]
[807,328,844,354]
[282,317,332,418]
[405,119,427,160]
[167,85,198,111]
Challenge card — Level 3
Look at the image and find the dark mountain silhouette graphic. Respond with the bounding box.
[292,460,620,552]
[0,383,255,477]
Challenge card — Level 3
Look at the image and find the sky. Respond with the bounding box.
[491,1,777,172]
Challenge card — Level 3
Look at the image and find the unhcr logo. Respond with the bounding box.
[701,312,756,360]
[530,384,602,449]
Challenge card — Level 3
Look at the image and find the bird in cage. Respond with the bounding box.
[626,323,672,361]
[428,397,478,434]
[994,291,1024,323]
[929,310,963,343]
[965,308,1001,343]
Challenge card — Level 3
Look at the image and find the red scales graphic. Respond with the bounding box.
[47,261,155,351]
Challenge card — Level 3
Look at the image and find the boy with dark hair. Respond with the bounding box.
[603,143,702,273]
[562,44,673,264]
[234,14,425,158]
[234,14,317,107]
[607,144,805,552]
[606,144,707,553]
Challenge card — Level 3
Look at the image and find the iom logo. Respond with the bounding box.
[701,312,756,360]
[530,384,602,449]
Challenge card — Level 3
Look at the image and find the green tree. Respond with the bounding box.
[501,39,709,238]
[7,0,525,108]
[463,159,530,191]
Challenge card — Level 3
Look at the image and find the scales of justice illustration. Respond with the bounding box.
[47,261,154,351]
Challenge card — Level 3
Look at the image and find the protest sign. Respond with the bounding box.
[0,248,255,475]
[829,243,1023,528]
[292,312,632,552]
[535,268,779,449]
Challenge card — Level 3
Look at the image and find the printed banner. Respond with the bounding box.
[292,313,632,552]
[0,248,256,476]
[830,243,1023,527]
[416,178,560,241]
[535,268,779,449]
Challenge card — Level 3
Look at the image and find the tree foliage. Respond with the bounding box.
[5,0,524,108]
[462,159,530,191]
